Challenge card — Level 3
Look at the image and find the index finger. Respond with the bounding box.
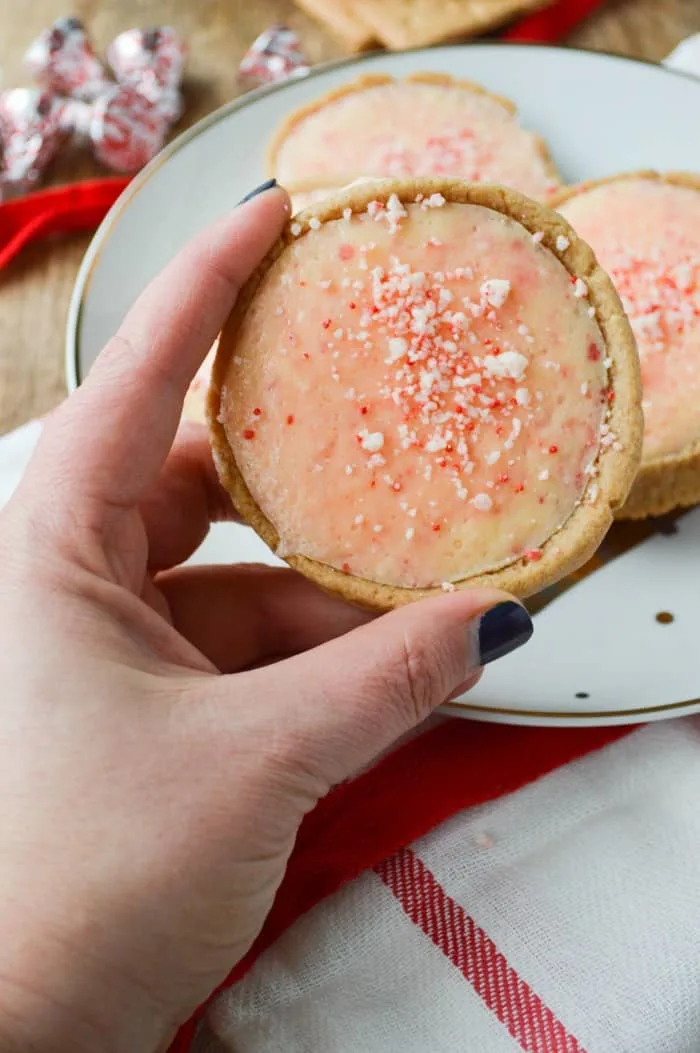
[34,184,289,513]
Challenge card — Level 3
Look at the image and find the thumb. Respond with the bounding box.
[244,590,533,790]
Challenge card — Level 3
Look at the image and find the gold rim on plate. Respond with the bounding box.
[64,43,700,725]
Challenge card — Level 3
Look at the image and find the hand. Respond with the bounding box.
[0,185,532,1053]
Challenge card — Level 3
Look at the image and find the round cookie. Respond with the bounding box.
[553,172,700,519]
[209,178,642,610]
[270,73,561,203]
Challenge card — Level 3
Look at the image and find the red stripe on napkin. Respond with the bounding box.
[170,719,634,1050]
[377,847,588,1053]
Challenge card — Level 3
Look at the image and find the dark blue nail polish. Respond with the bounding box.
[239,178,277,204]
[478,602,533,666]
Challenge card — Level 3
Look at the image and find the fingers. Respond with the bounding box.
[30,186,289,515]
[224,591,533,790]
[140,422,240,571]
[157,564,374,673]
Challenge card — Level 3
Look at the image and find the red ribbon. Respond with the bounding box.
[0,177,128,269]
[0,0,606,271]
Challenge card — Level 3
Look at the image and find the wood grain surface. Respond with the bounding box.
[1,0,699,435]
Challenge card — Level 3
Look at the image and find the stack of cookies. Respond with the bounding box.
[292,0,551,52]
[187,68,700,605]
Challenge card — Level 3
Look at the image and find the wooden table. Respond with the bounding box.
[1,0,699,436]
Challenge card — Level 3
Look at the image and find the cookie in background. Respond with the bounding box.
[554,172,700,519]
[292,0,551,50]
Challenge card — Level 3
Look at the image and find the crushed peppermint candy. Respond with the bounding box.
[358,429,385,453]
[422,192,446,208]
[480,278,511,309]
[483,350,528,381]
[573,278,588,298]
[600,244,700,356]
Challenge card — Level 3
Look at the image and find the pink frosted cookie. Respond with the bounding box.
[209,179,641,609]
[554,172,700,519]
[270,73,561,203]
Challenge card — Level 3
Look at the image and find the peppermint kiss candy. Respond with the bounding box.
[67,84,169,173]
[0,88,68,192]
[107,26,187,122]
[239,25,309,85]
[24,16,109,102]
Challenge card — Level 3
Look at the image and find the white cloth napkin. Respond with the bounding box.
[197,721,700,1053]
[1,36,700,1053]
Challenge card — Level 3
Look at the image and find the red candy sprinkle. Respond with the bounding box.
[252,407,261,416]
[514,483,525,493]
[587,342,601,362]
[525,548,542,562]
[286,414,294,425]
[549,445,559,454]
[338,243,354,261]
[242,429,255,440]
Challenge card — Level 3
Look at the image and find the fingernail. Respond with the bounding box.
[477,602,533,666]
[239,178,277,204]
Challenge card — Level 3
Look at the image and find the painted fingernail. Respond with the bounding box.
[239,178,277,204]
[477,602,533,666]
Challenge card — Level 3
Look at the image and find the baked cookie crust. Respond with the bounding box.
[209,178,642,609]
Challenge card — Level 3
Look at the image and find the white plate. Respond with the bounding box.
[66,43,700,727]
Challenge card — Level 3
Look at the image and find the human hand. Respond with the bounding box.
[0,184,532,1053]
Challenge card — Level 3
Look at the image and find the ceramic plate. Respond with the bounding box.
[66,43,700,727]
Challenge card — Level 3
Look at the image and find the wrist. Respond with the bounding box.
[0,911,169,1053]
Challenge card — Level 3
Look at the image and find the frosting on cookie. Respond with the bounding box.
[219,197,609,588]
[558,177,700,461]
[274,79,558,200]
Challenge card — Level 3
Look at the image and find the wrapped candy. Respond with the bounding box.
[24,16,109,101]
[239,25,309,86]
[0,89,69,193]
[66,85,170,174]
[107,27,186,122]
[0,17,187,195]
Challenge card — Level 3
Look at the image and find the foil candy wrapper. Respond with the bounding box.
[0,89,69,194]
[0,17,187,194]
[239,25,309,86]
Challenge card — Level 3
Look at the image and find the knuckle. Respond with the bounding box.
[386,628,452,727]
